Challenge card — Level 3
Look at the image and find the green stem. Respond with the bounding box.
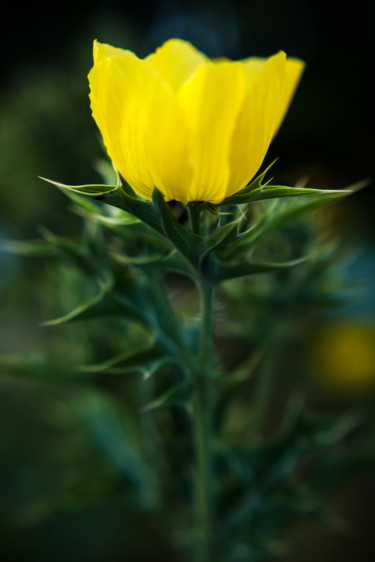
[193,278,215,562]
[188,203,202,236]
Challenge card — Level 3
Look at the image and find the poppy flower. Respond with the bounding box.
[88,39,304,204]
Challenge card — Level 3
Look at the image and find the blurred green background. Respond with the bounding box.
[1,1,375,561]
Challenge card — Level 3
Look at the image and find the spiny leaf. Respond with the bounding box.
[40,175,163,232]
[218,159,278,206]
[110,248,175,267]
[217,162,365,208]
[225,186,357,259]
[204,216,243,254]
[202,203,233,216]
[37,228,117,292]
[39,176,117,197]
[142,357,183,380]
[296,410,363,450]
[216,349,265,385]
[66,192,140,226]
[250,185,350,203]
[79,340,168,376]
[160,251,199,277]
[42,274,114,326]
[142,381,192,412]
[214,255,309,283]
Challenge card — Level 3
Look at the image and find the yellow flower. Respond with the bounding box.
[88,39,305,205]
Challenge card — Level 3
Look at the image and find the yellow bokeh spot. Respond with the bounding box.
[310,322,375,394]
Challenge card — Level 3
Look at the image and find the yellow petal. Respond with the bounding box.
[145,38,208,91]
[88,43,191,200]
[272,57,305,137]
[93,39,135,64]
[178,61,245,203]
[226,52,304,197]
[242,57,270,83]
[225,52,284,197]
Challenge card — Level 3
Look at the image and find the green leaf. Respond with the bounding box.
[59,187,141,227]
[201,203,233,216]
[75,206,140,227]
[216,348,264,386]
[40,175,164,233]
[204,215,243,254]
[224,185,357,260]
[110,248,175,267]
[39,176,117,197]
[161,251,200,277]
[79,340,171,376]
[214,255,309,283]
[38,227,106,279]
[217,160,364,207]
[220,406,362,546]
[295,410,363,450]
[219,159,278,206]
[251,185,350,203]
[142,381,192,412]
[251,406,362,478]
[42,273,114,326]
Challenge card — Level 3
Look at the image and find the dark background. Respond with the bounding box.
[1,1,375,561]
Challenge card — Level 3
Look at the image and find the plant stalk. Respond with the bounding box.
[188,203,202,236]
[193,278,215,562]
